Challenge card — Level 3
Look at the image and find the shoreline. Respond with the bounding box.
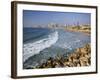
[65,29,90,36]
[34,43,91,69]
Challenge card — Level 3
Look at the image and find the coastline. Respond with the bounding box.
[65,29,90,36]
[34,43,91,68]
[23,28,90,69]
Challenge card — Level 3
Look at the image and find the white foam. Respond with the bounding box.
[23,31,58,62]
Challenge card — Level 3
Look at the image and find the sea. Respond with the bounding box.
[23,27,90,69]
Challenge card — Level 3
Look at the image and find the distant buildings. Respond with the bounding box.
[32,22,90,30]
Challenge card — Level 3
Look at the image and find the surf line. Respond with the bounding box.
[23,31,58,62]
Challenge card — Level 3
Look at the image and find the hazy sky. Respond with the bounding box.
[23,10,91,27]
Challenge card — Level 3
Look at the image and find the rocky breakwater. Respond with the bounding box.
[35,43,91,68]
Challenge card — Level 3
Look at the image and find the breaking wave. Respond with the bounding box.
[23,31,58,62]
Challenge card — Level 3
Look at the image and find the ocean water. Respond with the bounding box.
[23,28,90,69]
[23,28,58,62]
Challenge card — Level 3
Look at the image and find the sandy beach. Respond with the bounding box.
[65,25,91,36]
[66,29,90,36]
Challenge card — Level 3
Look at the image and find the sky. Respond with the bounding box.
[23,10,91,27]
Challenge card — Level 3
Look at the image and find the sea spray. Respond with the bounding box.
[23,31,58,62]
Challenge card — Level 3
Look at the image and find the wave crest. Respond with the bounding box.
[23,31,58,62]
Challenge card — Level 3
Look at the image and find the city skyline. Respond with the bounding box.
[23,10,91,27]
